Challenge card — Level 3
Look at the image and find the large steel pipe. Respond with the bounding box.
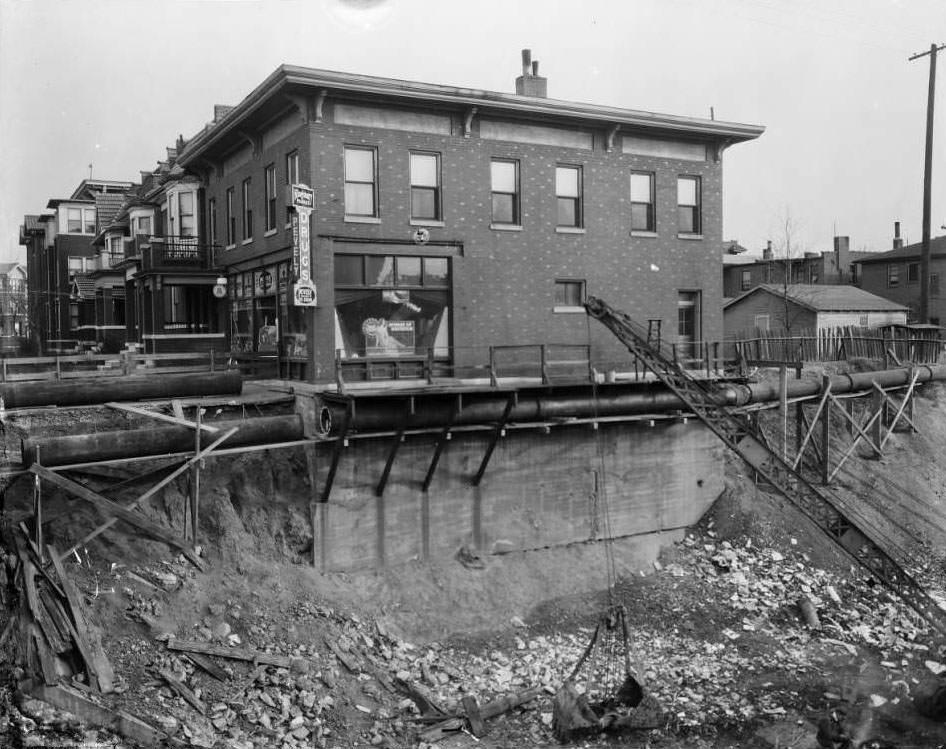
[21,414,303,467]
[322,365,946,434]
[0,372,243,409]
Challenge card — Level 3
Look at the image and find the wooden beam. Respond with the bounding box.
[34,467,205,571]
[105,402,218,433]
[47,544,113,693]
[157,669,206,715]
[877,371,922,447]
[821,375,831,485]
[791,382,831,471]
[166,638,293,668]
[57,427,238,563]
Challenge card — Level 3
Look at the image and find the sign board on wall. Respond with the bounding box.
[290,183,315,306]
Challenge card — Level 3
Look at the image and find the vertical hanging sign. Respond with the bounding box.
[290,184,317,306]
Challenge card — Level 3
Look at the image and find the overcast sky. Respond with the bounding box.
[1,0,944,263]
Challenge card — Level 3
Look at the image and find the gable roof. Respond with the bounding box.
[724,284,909,313]
[856,235,946,264]
[94,193,128,232]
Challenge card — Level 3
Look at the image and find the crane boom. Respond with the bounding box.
[585,296,946,636]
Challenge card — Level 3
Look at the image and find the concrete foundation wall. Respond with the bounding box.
[318,419,724,571]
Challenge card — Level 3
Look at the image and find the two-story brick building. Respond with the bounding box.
[178,54,763,383]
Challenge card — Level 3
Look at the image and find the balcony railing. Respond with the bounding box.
[143,236,219,271]
[94,252,124,271]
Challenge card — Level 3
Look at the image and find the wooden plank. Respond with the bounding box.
[46,544,113,693]
[105,401,218,433]
[171,400,185,420]
[166,638,292,668]
[24,681,169,746]
[461,696,485,737]
[33,466,205,571]
[184,652,229,682]
[58,427,238,563]
[39,587,74,655]
[157,669,206,715]
[31,624,59,686]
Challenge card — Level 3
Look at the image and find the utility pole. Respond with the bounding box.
[909,43,945,323]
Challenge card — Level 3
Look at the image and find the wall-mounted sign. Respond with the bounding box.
[412,227,430,244]
[212,284,227,299]
[290,183,314,210]
[293,279,317,307]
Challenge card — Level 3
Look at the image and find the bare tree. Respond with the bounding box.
[768,209,815,334]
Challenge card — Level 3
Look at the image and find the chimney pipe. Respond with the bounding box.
[532,60,539,76]
[521,49,532,77]
[763,240,773,261]
[894,221,903,249]
[515,49,547,97]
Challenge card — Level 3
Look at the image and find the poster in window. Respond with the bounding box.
[363,318,414,356]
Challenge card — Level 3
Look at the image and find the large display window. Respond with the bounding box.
[334,254,450,360]
[229,261,303,357]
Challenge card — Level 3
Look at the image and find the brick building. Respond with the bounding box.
[178,53,763,382]
[855,230,946,326]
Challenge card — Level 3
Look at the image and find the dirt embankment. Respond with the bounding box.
[2,378,946,747]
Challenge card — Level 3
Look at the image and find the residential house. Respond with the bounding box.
[854,231,946,326]
[177,52,763,383]
[722,236,873,299]
[21,179,132,353]
[723,284,909,338]
[0,262,28,353]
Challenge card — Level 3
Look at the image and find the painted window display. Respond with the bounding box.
[334,254,450,359]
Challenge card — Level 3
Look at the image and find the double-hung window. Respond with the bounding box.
[242,178,253,240]
[741,270,751,291]
[264,164,277,232]
[887,264,899,287]
[410,152,441,221]
[554,279,585,310]
[67,208,83,233]
[178,192,196,237]
[555,165,582,228]
[286,150,299,186]
[908,262,919,283]
[208,198,217,246]
[490,159,519,225]
[225,188,236,246]
[630,172,655,232]
[344,146,378,218]
[677,176,701,235]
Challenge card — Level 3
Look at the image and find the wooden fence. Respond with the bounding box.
[733,326,944,366]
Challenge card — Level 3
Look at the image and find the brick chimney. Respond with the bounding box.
[515,49,547,97]
[893,221,903,249]
[833,235,850,273]
[762,240,773,260]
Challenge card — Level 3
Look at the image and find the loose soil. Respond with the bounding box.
[1,378,946,748]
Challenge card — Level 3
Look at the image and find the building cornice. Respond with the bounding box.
[180,64,765,165]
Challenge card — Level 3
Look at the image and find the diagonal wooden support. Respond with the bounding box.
[376,400,411,497]
[472,393,516,487]
[320,400,352,503]
[877,372,921,447]
[57,427,239,564]
[792,383,831,471]
[422,397,461,493]
[105,402,219,433]
[826,394,883,483]
[32,465,206,570]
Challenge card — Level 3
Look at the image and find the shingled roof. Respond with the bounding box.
[725,284,909,313]
[95,193,128,232]
[856,235,946,264]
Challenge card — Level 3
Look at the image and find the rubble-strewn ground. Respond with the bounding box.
[2,378,946,748]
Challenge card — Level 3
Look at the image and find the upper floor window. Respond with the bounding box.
[226,188,236,246]
[410,152,441,221]
[134,215,152,237]
[286,150,300,185]
[264,164,277,231]
[108,236,122,255]
[66,207,95,234]
[908,262,919,283]
[741,269,751,291]
[242,178,253,240]
[178,192,196,237]
[887,264,899,287]
[555,165,582,228]
[344,146,378,218]
[490,159,519,225]
[67,256,88,277]
[630,172,655,232]
[931,273,941,298]
[208,198,217,246]
[677,176,701,235]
